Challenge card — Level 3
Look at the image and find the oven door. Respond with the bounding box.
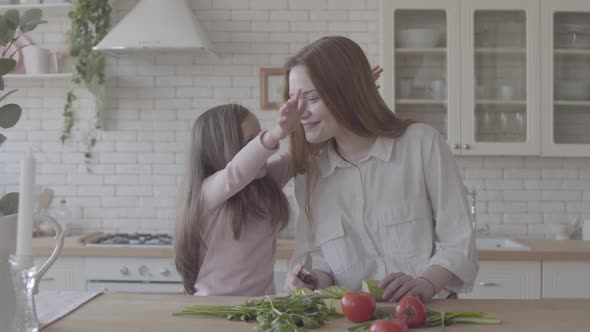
[87,281,184,294]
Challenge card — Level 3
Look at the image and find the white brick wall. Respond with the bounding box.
[1,0,589,239]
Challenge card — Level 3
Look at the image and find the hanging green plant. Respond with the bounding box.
[62,0,111,159]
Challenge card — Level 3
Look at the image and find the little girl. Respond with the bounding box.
[174,91,306,296]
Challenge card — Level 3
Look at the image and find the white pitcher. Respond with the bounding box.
[22,45,58,75]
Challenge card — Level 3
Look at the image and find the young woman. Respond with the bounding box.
[283,36,478,303]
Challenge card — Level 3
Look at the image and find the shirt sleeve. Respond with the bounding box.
[422,128,479,293]
[200,131,278,212]
[291,175,332,274]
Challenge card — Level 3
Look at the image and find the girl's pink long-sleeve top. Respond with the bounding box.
[194,133,292,296]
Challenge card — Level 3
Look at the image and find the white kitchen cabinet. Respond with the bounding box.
[542,261,590,298]
[274,259,289,294]
[461,261,541,299]
[382,0,590,156]
[381,0,540,156]
[381,0,462,152]
[460,0,541,155]
[541,1,590,156]
[34,257,86,292]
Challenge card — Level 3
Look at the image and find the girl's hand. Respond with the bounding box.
[379,273,436,303]
[284,263,319,292]
[372,65,383,89]
[268,89,307,142]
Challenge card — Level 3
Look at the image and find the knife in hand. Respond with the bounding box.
[297,253,312,284]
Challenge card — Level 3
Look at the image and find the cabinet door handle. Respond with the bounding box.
[41,277,55,282]
[479,281,498,287]
[453,143,461,150]
[463,144,471,150]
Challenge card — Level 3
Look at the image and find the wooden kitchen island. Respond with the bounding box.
[43,293,590,332]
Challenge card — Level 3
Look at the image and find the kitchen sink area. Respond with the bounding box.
[475,238,530,251]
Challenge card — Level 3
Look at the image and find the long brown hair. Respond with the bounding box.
[283,36,415,226]
[175,104,290,294]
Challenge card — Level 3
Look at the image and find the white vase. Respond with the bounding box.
[0,214,17,331]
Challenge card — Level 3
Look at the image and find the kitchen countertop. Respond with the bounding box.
[32,234,295,260]
[42,293,590,332]
[479,239,590,261]
[33,235,590,261]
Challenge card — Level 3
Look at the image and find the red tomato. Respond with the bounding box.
[394,296,427,328]
[369,319,408,332]
[341,291,376,323]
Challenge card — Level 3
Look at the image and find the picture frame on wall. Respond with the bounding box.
[260,68,283,110]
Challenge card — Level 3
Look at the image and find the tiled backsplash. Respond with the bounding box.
[1,0,589,239]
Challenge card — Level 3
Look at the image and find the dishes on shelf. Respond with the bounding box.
[554,80,590,100]
[398,28,439,48]
[557,23,590,49]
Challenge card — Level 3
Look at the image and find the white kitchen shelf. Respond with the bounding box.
[395,48,447,54]
[396,99,447,104]
[3,73,73,79]
[0,2,72,14]
[554,49,590,55]
[476,100,527,105]
[475,48,526,54]
[554,100,590,107]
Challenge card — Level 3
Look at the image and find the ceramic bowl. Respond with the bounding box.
[555,80,590,100]
[398,29,438,48]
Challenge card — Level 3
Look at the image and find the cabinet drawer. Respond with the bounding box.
[34,257,85,291]
[543,261,590,299]
[274,259,289,295]
[462,261,541,299]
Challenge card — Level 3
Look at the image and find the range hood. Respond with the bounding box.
[94,0,215,55]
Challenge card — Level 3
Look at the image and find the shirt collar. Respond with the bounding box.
[318,136,395,178]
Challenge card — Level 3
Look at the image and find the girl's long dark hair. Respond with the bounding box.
[175,104,290,294]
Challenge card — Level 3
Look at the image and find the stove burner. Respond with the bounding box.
[90,233,173,246]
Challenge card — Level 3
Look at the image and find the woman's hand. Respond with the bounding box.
[379,273,436,303]
[284,263,319,292]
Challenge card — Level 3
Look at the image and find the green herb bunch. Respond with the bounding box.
[173,286,349,332]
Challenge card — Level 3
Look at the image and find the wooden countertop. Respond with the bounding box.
[33,234,590,261]
[43,293,590,332]
[32,234,295,260]
[478,239,590,261]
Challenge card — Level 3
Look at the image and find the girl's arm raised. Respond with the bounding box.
[200,132,278,212]
[201,90,306,211]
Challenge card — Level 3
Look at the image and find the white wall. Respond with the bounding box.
[1,0,589,238]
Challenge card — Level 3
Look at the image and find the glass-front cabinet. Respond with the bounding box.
[381,0,462,152]
[382,0,590,156]
[461,0,540,155]
[542,1,590,156]
[382,0,542,155]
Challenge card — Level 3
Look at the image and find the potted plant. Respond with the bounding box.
[0,8,46,329]
[61,0,111,160]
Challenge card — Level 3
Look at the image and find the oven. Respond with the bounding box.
[85,257,184,294]
[84,257,183,294]
[84,233,184,294]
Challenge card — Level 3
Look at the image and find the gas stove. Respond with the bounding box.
[85,233,173,248]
